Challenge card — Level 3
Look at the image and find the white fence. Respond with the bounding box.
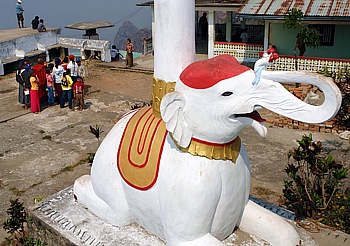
[214,42,264,63]
[58,37,111,62]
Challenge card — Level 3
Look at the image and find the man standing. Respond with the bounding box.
[16,0,25,28]
[293,33,306,56]
[125,38,134,68]
[198,12,208,40]
[240,29,249,43]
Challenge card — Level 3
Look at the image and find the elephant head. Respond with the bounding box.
[160,54,342,148]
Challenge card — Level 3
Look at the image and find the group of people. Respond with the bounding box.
[31,15,47,32]
[110,38,134,68]
[16,0,46,31]
[16,55,88,114]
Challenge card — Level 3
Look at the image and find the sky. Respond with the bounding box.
[0,0,152,44]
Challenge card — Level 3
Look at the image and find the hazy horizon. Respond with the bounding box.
[0,0,152,44]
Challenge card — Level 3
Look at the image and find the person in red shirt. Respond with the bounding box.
[32,57,47,99]
[61,56,69,71]
[73,76,85,111]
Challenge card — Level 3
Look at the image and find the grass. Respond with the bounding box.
[33,196,44,204]
[9,187,24,196]
[42,135,52,140]
[50,157,89,178]
[60,166,74,173]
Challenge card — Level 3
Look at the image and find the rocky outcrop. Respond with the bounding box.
[113,20,151,53]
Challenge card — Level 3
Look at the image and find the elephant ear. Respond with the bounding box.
[160,91,192,148]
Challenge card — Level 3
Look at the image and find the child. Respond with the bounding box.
[76,58,88,80]
[37,19,47,32]
[73,77,85,111]
[60,69,73,109]
[111,45,119,61]
[46,68,55,106]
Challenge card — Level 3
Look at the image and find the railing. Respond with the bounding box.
[141,38,350,74]
[266,55,350,72]
[214,42,264,62]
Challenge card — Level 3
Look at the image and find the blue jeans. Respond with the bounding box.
[47,86,55,105]
[60,89,73,108]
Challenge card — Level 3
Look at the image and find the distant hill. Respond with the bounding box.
[114,20,151,53]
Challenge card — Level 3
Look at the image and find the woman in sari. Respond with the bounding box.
[30,72,40,114]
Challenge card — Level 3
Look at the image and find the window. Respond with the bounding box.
[309,25,335,46]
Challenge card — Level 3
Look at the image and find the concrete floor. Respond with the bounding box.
[0,27,59,43]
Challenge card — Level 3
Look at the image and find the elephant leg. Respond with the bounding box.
[239,200,300,246]
[74,175,133,226]
[73,113,135,226]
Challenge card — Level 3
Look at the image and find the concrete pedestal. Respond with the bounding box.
[27,186,316,245]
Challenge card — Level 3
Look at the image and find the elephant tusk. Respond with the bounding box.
[258,71,342,123]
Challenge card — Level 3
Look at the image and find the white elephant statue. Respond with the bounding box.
[74,52,341,246]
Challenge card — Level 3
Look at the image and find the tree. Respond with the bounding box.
[283,8,320,56]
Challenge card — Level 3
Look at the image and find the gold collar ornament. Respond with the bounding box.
[171,134,241,163]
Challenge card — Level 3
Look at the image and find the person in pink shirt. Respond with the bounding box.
[46,68,55,106]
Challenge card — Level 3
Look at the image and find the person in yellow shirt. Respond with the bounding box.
[60,69,74,109]
[30,72,40,114]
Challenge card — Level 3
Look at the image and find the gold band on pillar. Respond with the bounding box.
[152,76,176,118]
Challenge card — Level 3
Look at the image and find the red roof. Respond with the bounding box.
[239,0,350,17]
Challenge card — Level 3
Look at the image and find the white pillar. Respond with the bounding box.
[0,59,4,76]
[151,5,155,54]
[226,11,232,42]
[102,42,111,63]
[154,0,195,82]
[45,50,50,62]
[208,10,215,59]
[195,11,199,37]
[264,22,270,51]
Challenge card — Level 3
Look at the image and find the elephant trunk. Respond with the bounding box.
[249,71,342,123]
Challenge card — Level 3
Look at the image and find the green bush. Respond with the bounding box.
[3,198,47,245]
[321,68,350,130]
[283,134,349,233]
[3,198,26,244]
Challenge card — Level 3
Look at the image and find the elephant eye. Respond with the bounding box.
[221,91,233,97]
